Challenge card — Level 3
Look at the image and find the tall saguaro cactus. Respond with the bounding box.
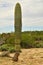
[14,3,22,52]
[13,3,22,61]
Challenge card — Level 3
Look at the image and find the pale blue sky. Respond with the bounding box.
[0,0,43,33]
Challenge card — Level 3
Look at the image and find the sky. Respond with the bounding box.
[0,0,43,33]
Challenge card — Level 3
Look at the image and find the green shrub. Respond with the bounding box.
[0,43,15,52]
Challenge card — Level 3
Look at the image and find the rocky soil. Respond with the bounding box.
[0,48,43,65]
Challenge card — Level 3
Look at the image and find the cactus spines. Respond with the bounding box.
[14,3,22,52]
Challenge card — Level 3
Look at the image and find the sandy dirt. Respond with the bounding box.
[0,48,43,65]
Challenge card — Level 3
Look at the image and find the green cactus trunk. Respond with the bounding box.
[14,3,22,52]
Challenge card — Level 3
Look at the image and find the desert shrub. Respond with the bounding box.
[0,31,43,51]
[33,41,43,48]
[8,47,15,53]
[20,42,29,48]
[0,44,8,51]
[0,43,15,52]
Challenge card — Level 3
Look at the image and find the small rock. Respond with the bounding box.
[12,52,20,61]
[0,51,9,57]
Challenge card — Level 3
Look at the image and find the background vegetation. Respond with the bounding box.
[0,31,43,52]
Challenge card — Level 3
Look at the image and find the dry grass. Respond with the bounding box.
[0,48,43,65]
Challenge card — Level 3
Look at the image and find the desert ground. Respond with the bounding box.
[0,48,43,65]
